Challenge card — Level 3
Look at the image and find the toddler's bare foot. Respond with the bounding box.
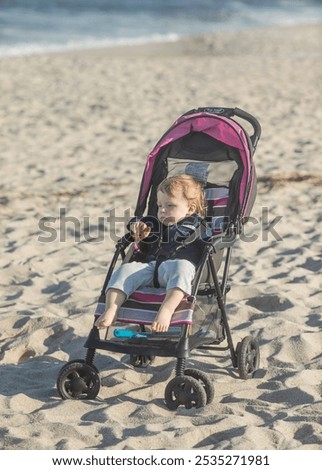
[151,308,172,332]
[95,310,116,329]
[95,289,126,329]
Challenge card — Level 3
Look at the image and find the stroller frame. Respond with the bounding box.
[57,107,262,410]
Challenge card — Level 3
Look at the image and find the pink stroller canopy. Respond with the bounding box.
[137,111,254,218]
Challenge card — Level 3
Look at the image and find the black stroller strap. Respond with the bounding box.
[153,259,163,288]
[177,219,208,249]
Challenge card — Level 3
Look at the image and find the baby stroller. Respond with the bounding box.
[57,107,261,410]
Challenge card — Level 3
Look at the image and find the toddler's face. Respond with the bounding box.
[157,189,194,226]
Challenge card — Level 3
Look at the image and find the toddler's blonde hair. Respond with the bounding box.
[158,174,205,216]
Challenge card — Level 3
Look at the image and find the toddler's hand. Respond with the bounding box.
[130,221,151,242]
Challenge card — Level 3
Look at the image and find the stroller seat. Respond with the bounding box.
[95,287,193,327]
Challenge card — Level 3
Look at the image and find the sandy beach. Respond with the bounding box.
[0,22,321,450]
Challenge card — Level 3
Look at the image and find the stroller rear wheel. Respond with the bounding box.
[184,368,215,404]
[236,336,260,379]
[57,361,100,400]
[164,375,207,410]
[130,354,155,368]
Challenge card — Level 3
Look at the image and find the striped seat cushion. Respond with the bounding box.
[94,287,193,326]
[205,186,229,234]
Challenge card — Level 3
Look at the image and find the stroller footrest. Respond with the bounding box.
[85,335,185,358]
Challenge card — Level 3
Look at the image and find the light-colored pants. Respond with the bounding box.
[107,259,196,298]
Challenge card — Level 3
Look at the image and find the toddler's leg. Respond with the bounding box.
[152,287,184,332]
[95,261,155,329]
[153,259,196,332]
[95,288,126,329]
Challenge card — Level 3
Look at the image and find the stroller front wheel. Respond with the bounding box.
[164,375,207,410]
[236,336,260,379]
[57,361,100,400]
[184,368,215,404]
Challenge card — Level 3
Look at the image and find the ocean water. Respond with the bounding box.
[0,0,322,57]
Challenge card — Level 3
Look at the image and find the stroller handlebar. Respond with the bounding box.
[233,107,261,149]
[192,107,261,151]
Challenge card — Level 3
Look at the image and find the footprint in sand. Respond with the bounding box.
[41,281,71,303]
[245,294,293,312]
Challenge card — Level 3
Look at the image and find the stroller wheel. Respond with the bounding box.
[237,336,260,379]
[164,376,207,410]
[130,354,155,368]
[57,361,100,400]
[184,368,215,404]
